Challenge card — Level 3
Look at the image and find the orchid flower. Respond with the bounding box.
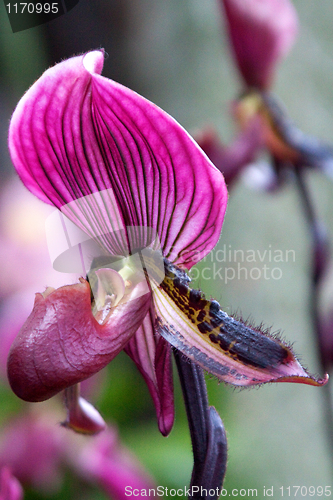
[7,50,327,438]
[197,0,299,189]
[215,0,333,189]
[213,0,298,186]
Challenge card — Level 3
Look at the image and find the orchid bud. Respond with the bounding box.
[221,0,299,89]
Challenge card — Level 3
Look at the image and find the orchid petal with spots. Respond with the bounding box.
[7,51,327,437]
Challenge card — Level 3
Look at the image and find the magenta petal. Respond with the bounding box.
[0,415,63,491]
[7,280,151,402]
[221,0,299,89]
[9,51,227,268]
[73,428,156,498]
[0,468,23,500]
[124,308,174,436]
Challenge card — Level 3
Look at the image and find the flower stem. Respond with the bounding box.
[173,349,227,499]
[294,167,333,460]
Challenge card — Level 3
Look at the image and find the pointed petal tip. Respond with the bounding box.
[275,372,329,387]
[154,271,329,391]
[124,316,175,438]
[157,412,174,437]
[83,49,105,75]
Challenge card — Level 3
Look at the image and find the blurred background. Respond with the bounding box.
[1,0,333,498]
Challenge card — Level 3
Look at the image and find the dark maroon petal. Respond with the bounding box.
[9,51,227,268]
[221,0,298,89]
[7,279,151,402]
[124,308,174,436]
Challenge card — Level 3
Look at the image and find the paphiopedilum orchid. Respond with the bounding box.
[7,50,327,439]
[199,0,333,194]
[219,0,333,182]
[197,0,299,189]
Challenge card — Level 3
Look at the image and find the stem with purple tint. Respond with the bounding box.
[294,166,333,462]
[174,349,227,500]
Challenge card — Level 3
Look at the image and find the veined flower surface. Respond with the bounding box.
[7,50,327,437]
